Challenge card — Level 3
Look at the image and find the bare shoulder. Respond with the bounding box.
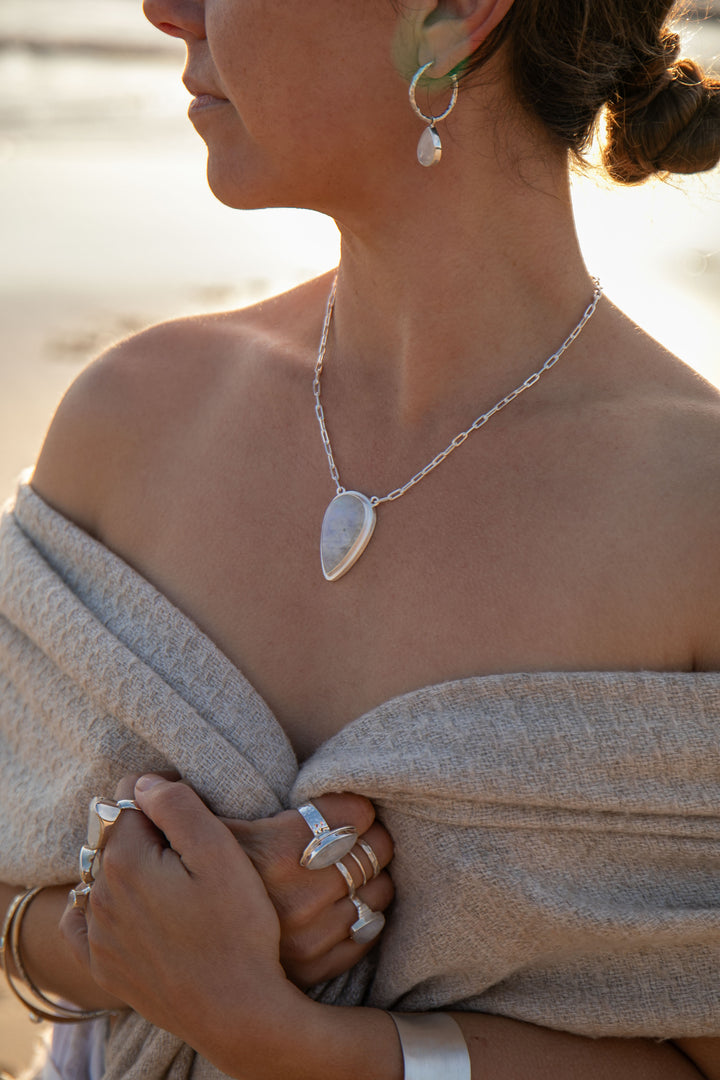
[31,273,333,536]
[590,307,720,669]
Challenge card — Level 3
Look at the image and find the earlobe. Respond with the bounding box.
[417,0,516,79]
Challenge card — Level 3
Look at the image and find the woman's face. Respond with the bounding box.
[143,0,415,213]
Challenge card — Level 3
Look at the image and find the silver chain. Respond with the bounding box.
[313,276,603,507]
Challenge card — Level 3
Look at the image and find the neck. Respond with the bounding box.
[321,118,594,431]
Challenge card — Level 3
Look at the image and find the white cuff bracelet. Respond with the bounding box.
[389,1012,471,1080]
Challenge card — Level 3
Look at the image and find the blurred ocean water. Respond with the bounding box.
[0,0,718,497]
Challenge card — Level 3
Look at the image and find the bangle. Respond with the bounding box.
[0,891,26,973]
[1,887,112,1024]
[389,1012,471,1080]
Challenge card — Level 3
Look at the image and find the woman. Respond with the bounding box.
[2,0,720,1075]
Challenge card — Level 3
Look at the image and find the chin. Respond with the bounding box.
[203,152,284,212]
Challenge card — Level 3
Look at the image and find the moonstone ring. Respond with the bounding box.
[349,897,386,945]
[296,803,358,870]
[87,796,141,851]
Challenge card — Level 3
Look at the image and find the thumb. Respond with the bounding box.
[134,774,236,872]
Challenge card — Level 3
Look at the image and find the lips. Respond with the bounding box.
[183,78,228,103]
[189,93,227,108]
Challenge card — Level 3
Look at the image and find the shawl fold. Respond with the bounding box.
[2,483,720,1078]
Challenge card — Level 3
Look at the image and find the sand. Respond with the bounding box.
[0,982,48,1079]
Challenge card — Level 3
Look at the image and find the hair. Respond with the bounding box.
[456,0,720,183]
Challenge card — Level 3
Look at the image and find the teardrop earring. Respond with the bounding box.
[408,61,459,167]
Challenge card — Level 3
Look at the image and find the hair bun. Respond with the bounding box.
[605,53,720,184]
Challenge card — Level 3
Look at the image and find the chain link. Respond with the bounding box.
[313,276,603,506]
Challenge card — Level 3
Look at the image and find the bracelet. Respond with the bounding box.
[1,887,112,1024]
[0,891,26,973]
[389,1012,471,1080]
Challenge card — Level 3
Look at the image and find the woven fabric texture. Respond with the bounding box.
[2,483,720,1078]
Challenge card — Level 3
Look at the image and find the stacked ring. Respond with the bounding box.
[296,803,358,870]
[334,861,356,898]
[335,860,385,944]
[347,851,368,886]
[357,838,381,879]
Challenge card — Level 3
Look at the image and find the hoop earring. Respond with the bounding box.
[408,61,459,167]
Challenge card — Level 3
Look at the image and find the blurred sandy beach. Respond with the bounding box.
[0,0,719,1073]
[1,1,719,502]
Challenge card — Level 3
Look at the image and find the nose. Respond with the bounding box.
[143,0,205,40]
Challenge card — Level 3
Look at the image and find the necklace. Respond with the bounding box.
[314,276,603,582]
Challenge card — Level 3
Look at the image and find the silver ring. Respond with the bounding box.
[349,897,385,945]
[335,861,356,898]
[79,845,102,885]
[296,803,358,870]
[357,838,381,879]
[348,851,368,886]
[69,883,92,911]
[87,796,141,851]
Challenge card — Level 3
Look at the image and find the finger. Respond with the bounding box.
[286,934,386,990]
[342,822,393,889]
[133,774,238,874]
[113,773,142,802]
[310,793,375,836]
[113,769,181,803]
[59,900,91,968]
[226,793,376,891]
[280,871,394,960]
[280,874,394,987]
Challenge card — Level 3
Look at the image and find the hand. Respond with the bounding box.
[226,793,394,988]
[61,775,311,1069]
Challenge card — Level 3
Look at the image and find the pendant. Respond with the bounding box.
[320,491,376,582]
[417,124,442,167]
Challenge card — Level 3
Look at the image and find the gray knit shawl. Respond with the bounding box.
[2,484,720,1079]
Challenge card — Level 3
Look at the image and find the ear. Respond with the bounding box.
[399,0,516,80]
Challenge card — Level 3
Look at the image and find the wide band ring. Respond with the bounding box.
[349,896,385,945]
[87,796,141,851]
[296,803,358,870]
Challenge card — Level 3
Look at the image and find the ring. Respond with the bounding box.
[334,861,356,898]
[357,838,381,879]
[79,845,102,885]
[296,803,358,870]
[349,897,385,945]
[87,796,141,851]
[69,883,92,911]
[347,851,368,886]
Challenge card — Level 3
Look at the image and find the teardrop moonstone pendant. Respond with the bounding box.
[417,124,442,167]
[320,491,376,581]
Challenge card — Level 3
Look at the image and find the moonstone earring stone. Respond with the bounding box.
[417,125,442,166]
[320,491,376,581]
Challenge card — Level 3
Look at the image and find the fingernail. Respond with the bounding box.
[135,773,165,793]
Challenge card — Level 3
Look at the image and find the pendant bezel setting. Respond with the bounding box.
[320,491,377,582]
